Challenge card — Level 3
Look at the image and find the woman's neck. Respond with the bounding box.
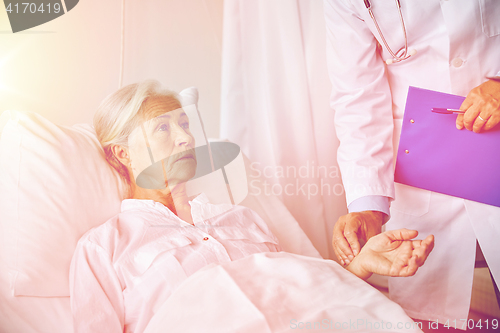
[131,183,194,224]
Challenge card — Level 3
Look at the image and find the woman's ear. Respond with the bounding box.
[111,145,131,166]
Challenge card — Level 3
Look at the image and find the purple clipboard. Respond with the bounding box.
[394,86,500,208]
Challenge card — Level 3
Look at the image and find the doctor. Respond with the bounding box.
[323,0,500,325]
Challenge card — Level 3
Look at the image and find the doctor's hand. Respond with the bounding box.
[456,79,500,133]
[332,211,384,266]
[345,229,434,280]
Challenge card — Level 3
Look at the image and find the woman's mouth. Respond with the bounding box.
[175,153,194,162]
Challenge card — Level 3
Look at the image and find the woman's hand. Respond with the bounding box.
[345,229,434,280]
[456,79,500,133]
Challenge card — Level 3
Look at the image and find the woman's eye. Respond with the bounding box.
[157,124,169,132]
[181,122,189,129]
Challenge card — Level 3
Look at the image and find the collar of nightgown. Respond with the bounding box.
[121,193,234,225]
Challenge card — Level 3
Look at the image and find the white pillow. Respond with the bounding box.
[0,110,125,297]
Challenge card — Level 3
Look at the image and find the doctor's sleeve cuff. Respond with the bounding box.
[486,74,500,81]
[487,70,500,81]
[348,195,391,224]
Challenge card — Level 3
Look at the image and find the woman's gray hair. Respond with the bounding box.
[94,80,181,184]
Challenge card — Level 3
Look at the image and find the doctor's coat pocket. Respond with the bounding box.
[390,183,431,217]
[479,0,500,37]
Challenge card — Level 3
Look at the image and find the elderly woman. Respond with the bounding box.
[70,80,434,333]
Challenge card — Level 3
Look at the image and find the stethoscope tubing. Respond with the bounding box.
[364,0,412,64]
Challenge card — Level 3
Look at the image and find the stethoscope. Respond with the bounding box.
[364,0,417,65]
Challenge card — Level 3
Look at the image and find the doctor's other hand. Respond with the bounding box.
[456,79,500,133]
[332,211,384,266]
[345,229,434,280]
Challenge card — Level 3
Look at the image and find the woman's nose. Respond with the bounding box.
[172,125,193,147]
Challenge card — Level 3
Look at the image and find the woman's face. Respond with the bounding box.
[128,96,197,188]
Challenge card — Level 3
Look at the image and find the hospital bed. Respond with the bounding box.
[0,93,429,333]
[0,111,323,331]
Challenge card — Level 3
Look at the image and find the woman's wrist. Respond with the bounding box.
[345,254,372,280]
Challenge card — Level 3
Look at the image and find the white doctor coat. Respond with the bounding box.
[324,0,500,323]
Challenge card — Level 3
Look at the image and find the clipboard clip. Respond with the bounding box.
[431,108,465,115]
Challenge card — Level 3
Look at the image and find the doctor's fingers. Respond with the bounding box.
[472,108,498,133]
[456,113,465,130]
[332,220,347,265]
[463,87,500,132]
[332,232,354,265]
[344,220,362,258]
[462,103,482,131]
[483,112,500,131]
[456,97,473,130]
[332,218,357,265]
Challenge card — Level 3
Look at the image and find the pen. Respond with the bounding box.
[431,108,465,114]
